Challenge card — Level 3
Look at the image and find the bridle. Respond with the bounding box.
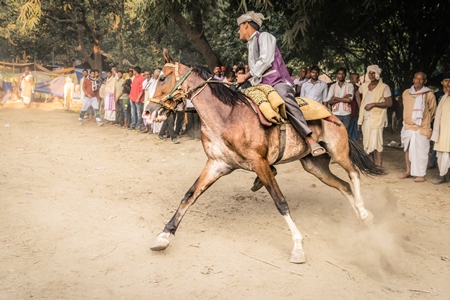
[158,62,231,111]
[162,62,193,102]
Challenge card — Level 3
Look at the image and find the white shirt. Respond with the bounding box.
[300,79,328,104]
[326,82,354,116]
[293,77,307,87]
[247,31,277,86]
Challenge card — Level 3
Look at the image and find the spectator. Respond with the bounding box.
[78,70,103,126]
[326,67,354,133]
[185,98,201,140]
[230,66,251,91]
[129,66,145,131]
[119,78,132,128]
[20,67,34,108]
[348,72,360,141]
[293,67,308,96]
[63,76,74,111]
[174,102,185,136]
[300,66,328,104]
[428,74,450,169]
[399,72,436,182]
[223,71,236,83]
[157,110,180,144]
[431,72,450,185]
[355,65,392,167]
[213,66,224,81]
[114,71,125,127]
[103,71,116,124]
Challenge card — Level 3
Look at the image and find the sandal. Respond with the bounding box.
[310,142,326,157]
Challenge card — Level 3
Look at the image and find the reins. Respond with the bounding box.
[159,62,232,109]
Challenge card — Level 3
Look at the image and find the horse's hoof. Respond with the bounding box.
[251,177,264,192]
[289,249,306,264]
[150,235,170,251]
[362,210,374,227]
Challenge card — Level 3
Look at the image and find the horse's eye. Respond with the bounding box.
[159,76,165,82]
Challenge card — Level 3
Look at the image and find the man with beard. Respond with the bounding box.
[300,66,328,105]
[356,65,392,167]
[326,67,354,134]
[399,72,436,182]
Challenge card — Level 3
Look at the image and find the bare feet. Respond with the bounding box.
[398,172,411,179]
[414,176,426,183]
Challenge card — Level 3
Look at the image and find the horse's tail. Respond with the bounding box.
[348,139,384,176]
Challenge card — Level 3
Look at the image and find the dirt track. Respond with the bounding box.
[1,102,449,299]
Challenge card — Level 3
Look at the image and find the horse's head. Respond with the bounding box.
[151,49,193,111]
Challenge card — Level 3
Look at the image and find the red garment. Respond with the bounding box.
[129,73,145,102]
[83,77,99,99]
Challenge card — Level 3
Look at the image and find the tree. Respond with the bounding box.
[134,0,225,71]
[17,0,125,73]
[241,0,450,89]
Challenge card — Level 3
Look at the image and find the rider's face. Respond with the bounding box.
[238,23,248,42]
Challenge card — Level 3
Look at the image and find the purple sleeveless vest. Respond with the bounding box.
[257,32,294,87]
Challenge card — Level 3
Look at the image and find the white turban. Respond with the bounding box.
[237,11,265,27]
[367,65,382,80]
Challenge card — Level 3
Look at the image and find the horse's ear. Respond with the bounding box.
[163,48,175,64]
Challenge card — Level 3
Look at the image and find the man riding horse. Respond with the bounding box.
[236,11,326,157]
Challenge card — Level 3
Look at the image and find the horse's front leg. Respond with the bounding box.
[253,161,306,264]
[150,159,232,251]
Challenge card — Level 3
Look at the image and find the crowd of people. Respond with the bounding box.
[76,66,201,144]
[6,10,446,187]
[73,55,449,187]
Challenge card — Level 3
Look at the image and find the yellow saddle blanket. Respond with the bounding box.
[241,84,331,124]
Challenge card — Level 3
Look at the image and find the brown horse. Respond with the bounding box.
[149,50,383,263]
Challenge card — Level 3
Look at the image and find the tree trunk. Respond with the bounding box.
[117,0,125,70]
[171,12,220,72]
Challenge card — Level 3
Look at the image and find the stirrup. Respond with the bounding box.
[310,142,326,157]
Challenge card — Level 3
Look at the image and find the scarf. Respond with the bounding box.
[409,86,431,126]
[88,75,98,92]
[331,82,351,113]
[431,92,448,143]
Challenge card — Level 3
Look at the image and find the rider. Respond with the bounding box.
[236,11,326,157]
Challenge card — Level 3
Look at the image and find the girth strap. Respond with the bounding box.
[274,123,286,164]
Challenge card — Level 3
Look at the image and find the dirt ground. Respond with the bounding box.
[0,102,449,300]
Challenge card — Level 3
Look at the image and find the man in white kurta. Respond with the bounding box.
[20,67,34,107]
[399,72,436,182]
[63,76,75,110]
[431,73,450,186]
[103,71,116,122]
[356,65,392,167]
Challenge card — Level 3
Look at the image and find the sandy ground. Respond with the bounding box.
[0,102,449,300]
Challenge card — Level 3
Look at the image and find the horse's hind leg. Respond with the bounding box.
[300,155,372,225]
[252,161,305,264]
[150,159,232,251]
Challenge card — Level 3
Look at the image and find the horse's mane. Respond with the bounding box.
[193,66,250,107]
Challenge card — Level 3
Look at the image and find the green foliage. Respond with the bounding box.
[1,0,449,91]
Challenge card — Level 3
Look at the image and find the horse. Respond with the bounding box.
[149,49,383,263]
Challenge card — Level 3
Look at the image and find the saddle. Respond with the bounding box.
[241,84,331,125]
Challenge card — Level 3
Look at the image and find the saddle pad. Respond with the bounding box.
[296,97,331,120]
